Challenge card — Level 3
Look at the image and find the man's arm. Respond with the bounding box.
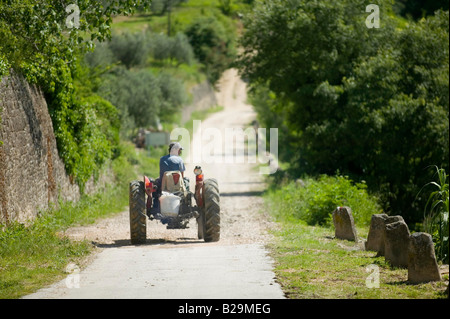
[181,161,186,178]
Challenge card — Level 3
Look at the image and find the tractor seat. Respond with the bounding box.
[161,171,186,194]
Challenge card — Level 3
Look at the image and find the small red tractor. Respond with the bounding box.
[129,166,220,244]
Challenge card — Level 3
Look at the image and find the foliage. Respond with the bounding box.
[148,31,195,65]
[394,0,449,19]
[265,175,382,227]
[218,0,234,15]
[150,0,188,15]
[109,31,149,68]
[157,71,188,121]
[0,52,9,78]
[419,166,449,263]
[0,0,150,83]
[84,29,192,136]
[96,66,187,137]
[104,30,196,68]
[55,91,120,187]
[186,15,237,84]
[238,0,449,225]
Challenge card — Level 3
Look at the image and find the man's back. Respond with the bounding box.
[159,154,185,181]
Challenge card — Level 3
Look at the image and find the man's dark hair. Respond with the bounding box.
[168,142,176,153]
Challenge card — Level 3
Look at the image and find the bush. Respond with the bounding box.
[98,67,162,130]
[419,166,449,263]
[109,31,149,69]
[84,42,116,69]
[0,53,9,78]
[50,91,120,188]
[170,32,195,65]
[148,32,195,65]
[97,66,186,134]
[265,175,382,227]
[157,72,187,121]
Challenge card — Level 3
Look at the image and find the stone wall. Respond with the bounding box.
[0,71,80,223]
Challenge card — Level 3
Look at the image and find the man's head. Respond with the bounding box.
[169,142,184,156]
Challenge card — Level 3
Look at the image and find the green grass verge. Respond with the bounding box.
[263,174,449,299]
[0,220,92,299]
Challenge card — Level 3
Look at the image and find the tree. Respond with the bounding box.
[238,0,449,225]
[108,31,149,69]
[186,16,236,84]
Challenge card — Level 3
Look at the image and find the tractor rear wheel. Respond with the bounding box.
[202,179,220,242]
[129,180,147,245]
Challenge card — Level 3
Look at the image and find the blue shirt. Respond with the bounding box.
[159,155,186,181]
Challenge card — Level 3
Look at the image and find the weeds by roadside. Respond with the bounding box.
[265,174,382,227]
[267,221,448,299]
[263,173,449,299]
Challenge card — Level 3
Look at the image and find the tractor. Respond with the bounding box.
[129,166,220,244]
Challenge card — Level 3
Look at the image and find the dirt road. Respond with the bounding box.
[23,69,285,299]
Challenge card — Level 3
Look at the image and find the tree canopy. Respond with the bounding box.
[0,0,150,188]
[238,0,449,224]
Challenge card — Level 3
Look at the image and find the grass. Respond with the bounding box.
[262,173,449,299]
[0,220,92,299]
[268,220,448,299]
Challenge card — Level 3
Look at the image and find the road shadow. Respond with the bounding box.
[94,237,204,249]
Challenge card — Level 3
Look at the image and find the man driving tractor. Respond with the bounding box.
[130,142,220,244]
[160,142,185,180]
[148,142,187,217]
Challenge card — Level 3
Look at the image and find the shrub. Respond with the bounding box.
[84,42,115,69]
[0,53,9,78]
[419,166,449,263]
[98,67,162,130]
[108,31,149,69]
[157,72,187,121]
[265,175,382,227]
[148,32,195,65]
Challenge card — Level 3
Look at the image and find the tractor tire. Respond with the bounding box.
[197,213,204,240]
[203,178,220,242]
[129,180,146,245]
